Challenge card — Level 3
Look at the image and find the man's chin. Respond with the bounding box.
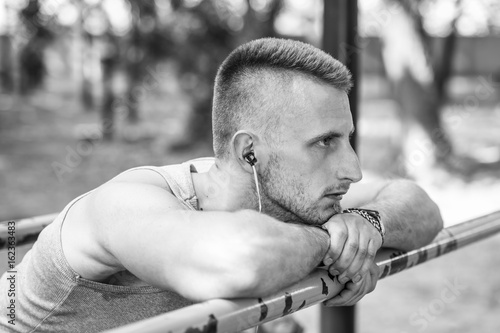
[318,205,342,224]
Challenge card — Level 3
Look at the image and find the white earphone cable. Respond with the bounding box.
[251,165,262,213]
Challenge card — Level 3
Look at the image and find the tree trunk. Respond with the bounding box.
[79,6,95,112]
[100,36,118,141]
[101,59,115,141]
[125,55,142,124]
[0,35,14,92]
[379,3,454,177]
[80,34,95,111]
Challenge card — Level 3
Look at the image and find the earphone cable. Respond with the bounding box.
[251,165,262,213]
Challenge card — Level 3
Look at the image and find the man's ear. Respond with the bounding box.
[231,130,258,172]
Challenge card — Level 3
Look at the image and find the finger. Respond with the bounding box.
[322,256,334,267]
[325,272,368,306]
[344,273,373,306]
[331,227,359,280]
[324,222,348,266]
[323,287,354,307]
[367,264,380,293]
[324,278,366,307]
[339,235,371,284]
[348,239,377,284]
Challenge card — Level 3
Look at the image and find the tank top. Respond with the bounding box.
[0,157,215,333]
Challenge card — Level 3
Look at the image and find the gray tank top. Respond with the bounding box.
[0,158,215,332]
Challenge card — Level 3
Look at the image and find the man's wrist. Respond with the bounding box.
[343,208,385,245]
[305,224,331,259]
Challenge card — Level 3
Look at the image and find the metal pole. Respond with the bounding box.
[322,0,359,331]
[345,0,359,151]
[322,0,345,61]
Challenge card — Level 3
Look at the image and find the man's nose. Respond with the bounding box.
[338,145,362,183]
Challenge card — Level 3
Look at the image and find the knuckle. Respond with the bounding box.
[347,242,358,252]
[336,264,349,274]
[334,262,348,272]
[357,248,368,258]
[336,229,348,240]
[328,249,342,261]
[365,251,376,260]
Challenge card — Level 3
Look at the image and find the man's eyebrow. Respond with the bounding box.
[307,127,356,144]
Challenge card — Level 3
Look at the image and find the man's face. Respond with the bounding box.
[259,76,362,225]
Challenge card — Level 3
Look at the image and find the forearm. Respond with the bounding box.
[244,213,330,296]
[360,180,443,251]
[175,210,330,299]
[178,210,330,298]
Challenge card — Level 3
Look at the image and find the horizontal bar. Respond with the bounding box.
[101,210,500,333]
[0,213,58,250]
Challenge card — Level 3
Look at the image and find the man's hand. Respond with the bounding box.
[324,262,379,306]
[322,212,382,286]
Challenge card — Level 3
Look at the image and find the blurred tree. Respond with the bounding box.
[101,31,120,141]
[0,0,14,92]
[124,0,173,123]
[18,0,54,94]
[380,0,460,176]
[169,0,283,150]
[0,35,14,92]
[78,1,95,112]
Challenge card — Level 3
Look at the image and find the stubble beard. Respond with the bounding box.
[259,153,341,225]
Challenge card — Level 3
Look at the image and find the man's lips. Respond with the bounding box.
[325,192,347,200]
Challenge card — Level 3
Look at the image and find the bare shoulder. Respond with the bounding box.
[109,166,174,192]
[62,168,184,281]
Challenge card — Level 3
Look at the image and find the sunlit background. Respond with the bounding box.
[0,0,500,332]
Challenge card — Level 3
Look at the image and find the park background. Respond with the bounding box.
[0,0,500,332]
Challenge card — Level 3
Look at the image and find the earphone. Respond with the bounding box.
[244,152,257,166]
[244,152,262,213]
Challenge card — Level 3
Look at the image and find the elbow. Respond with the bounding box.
[406,180,444,246]
[429,201,444,240]
[411,199,444,250]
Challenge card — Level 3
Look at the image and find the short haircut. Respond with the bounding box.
[212,37,352,159]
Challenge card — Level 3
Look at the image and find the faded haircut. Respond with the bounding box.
[212,37,352,159]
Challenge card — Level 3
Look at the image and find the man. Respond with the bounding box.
[0,38,443,332]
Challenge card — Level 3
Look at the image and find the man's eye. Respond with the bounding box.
[319,137,333,146]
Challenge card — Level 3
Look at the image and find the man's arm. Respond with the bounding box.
[65,181,330,302]
[342,179,443,251]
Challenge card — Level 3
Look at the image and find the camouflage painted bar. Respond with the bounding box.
[101,210,500,333]
[0,213,58,250]
[375,210,500,278]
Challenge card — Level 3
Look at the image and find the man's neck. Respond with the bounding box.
[192,160,257,212]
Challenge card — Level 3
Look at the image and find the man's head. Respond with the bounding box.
[211,38,362,225]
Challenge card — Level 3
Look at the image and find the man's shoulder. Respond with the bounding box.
[109,157,215,187]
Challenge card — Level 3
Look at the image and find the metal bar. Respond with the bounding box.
[0,213,58,250]
[101,210,500,333]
